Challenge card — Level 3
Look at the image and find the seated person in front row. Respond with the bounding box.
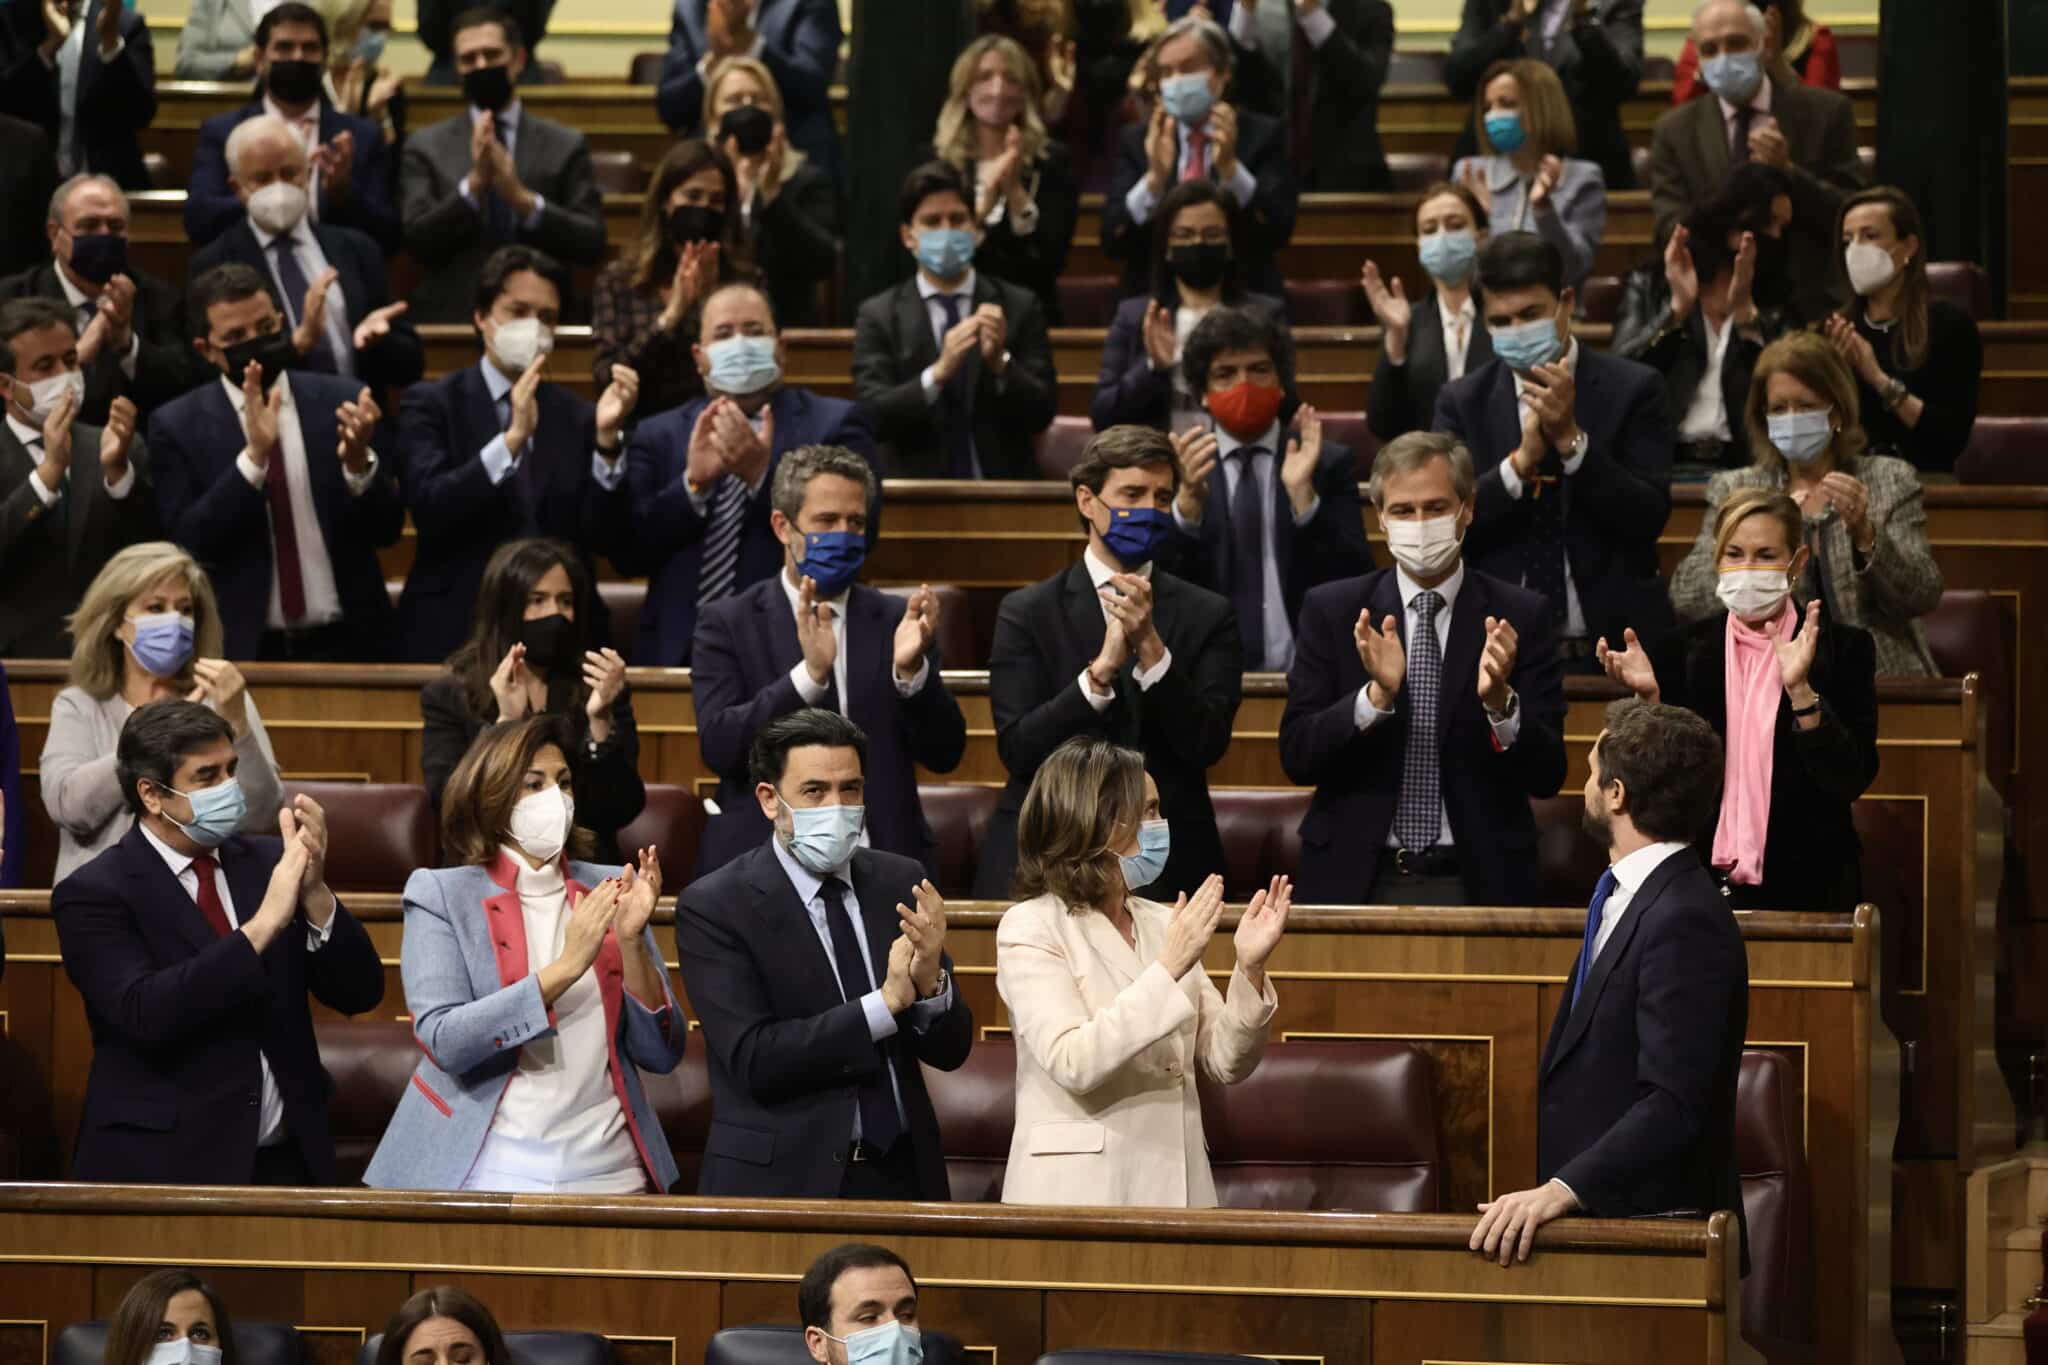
[394,245,638,664]
[852,160,1056,480]
[149,263,402,663]
[1602,488,1878,914]
[421,537,645,864]
[1101,16,1296,301]
[1363,181,1494,444]
[1433,231,1674,674]
[1161,304,1372,672]
[997,736,1289,1208]
[1669,333,1941,677]
[372,1287,515,1365]
[1092,179,1290,435]
[621,280,875,667]
[976,426,1244,901]
[801,1245,940,1365]
[1281,432,1565,908]
[366,714,685,1193]
[1471,699,1748,1266]
[692,444,965,879]
[187,114,421,400]
[676,709,973,1201]
[53,698,384,1185]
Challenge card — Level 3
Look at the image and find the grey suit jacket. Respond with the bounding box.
[174,0,259,79]
[0,418,156,656]
[1451,153,1607,289]
[399,108,607,322]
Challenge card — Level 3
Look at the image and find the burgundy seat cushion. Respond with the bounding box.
[1736,1047,1813,1349]
[1285,279,1363,327]
[1578,274,1624,324]
[598,579,647,659]
[878,585,976,670]
[1956,415,2048,484]
[918,784,1000,899]
[922,1038,1017,1202]
[616,786,707,887]
[1210,788,1311,901]
[1924,261,1989,320]
[282,781,436,893]
[1036,415,1096,480]
[316,1017,420,1186]
[1527,795,1609,907]
[1316,410,1379,478]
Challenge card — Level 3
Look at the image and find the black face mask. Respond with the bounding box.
[718,104,774,156]
[668,204,725,246]
[265,58,324,106]
[1166,242,1231,291]
[462,62,515,113]
[218,331,298,391]
[67,232,128,285]
[517,612,580,674]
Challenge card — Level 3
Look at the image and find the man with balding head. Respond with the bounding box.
[1648,0,1865,319]
[186,115,421,399]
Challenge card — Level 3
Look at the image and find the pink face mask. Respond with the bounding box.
[969,76,1023,126]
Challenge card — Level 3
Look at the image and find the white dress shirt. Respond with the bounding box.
[250,218,355,377]
[1351,560,1524,847]
[262,94,325,216]
[1171,418,1317,672]
[1717,69,1774,148]
[1122,124,1259,226]
[779,566,930,710]
[1676,312,1735,442]
[460,101,548,229]
[56,265,140,377]
[1229,0,1337,49]
[1078,545,1173,709]
[1590,840,1693,965]
[476,357,626,491]
[7,409,136,505]
[52,17,123,175]
[137,819,332,1149]
[1440,293,1477,384]
[1496,336,1590,639]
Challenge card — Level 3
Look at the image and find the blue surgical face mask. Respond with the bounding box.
[1097,504,1172,568]
[161,777,246,849]
[1118,818,1170,891]
[353,27,389,64]
[795,530,867,597]
[1768,409,1833,464]
[704,333,781,396]
[782,798,864,877]
[914,227,976,280]
[1483,110,1525,154]
[825,1323,922,1365]
[1489,313,1565,372]
[1159,72,1216,126]
[129,611,196,677]
[1701,50,1763,106]
[1418,229,1478,284]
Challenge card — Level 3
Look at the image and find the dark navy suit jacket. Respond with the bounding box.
[185,100,400,250]
[52,825,385,1184]
[617,384,875,667]
[691,577,967,877]
[0,0,156,190]
[148,369,405,660]
[655,0,842,184]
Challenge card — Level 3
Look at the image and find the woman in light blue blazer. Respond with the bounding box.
[1451,58,1608,290]
[365,715,687,1193]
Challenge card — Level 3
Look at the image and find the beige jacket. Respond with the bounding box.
[995,892,1277,1208]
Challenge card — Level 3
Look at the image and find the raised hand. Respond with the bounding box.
[1143,103,1177,193]
[36,379,77,492]
[684,399,730,487]
[1773,599,1823,695]
[1818,471,1873,547]
[92,0,118,50]
[1595,628,1660,702]
[295,268,340,355]
[555,880,622,990]
[661,240,720,331]
[795,575,839,686]
[1361,260,1412,358]
[188,658,252,737]
[1354,610,1406,708]
[1477,615,1518,712]
[489,642,531,720]
[241,359,283,459]
[976,303,1009,372]
[247,834,311,950]
[932,310,984,385]
[99,274,136,349]
[1087,616,1130,694]
[318,131,356,200]
[1529,154,1564,213]
[1526,362,1579,448]
[98,395,136,483]
[616,847,663,937]
[1100,572,1161,664]
[1747,116,1791,169]
[1142,299,1178,371]
[336,387,380,473]
[352,300,409,351]
[1170,426,1219,524]
[502,354,546,456]
[596,362,640,443]
[1726,231,1759,324]
[1823,314,1884,386]
[1663,224,1699,321]
[1159,874,1225,977]
[1281,404,1322,515]
[896,879,948,995]
[280,793,330,904]
[469,113,497,191]
[893,584,938,675]
[37,0,71,60]
[1233,874,1292,971]
[582,646,628,731]
[1458,159,1494,218]
[1209,101,1241,179]
[710,396,772,485]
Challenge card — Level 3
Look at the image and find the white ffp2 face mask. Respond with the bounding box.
[14,368,84,423]
[1844,241,1899,297]
[247,180,309,237]
[1382,512,1464,580]
[148,1341,224,1365]
[1716,566,1792,622]
[491,316,555,374]
[508,784,574,864]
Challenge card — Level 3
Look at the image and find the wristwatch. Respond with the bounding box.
[1485,690,1520,723]
[919,969,950,1001]
[1563,430,1590,462]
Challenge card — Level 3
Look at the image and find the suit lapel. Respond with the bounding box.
[512,114,544,196]
[747,842,847,1006]
[1543,852,1691,1076]
[844,586,887,718]
[1486,362,1522,460]
[121,825,222,958]
[63,437,95,563]
[1693,97,1732,194]
[1060,560,1108,673]
[757,576,803,682]
[1411,302,1446,381]
[1077,903,1141,989]
[895,282,938,375]
[1439,572,1486,747]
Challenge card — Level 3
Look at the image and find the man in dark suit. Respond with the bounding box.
[656,0,843,186]
[184,3,400,252]
[398,8,605,322]
[395,245,637,663]
[0,174,203,429]
[1470,697,1747,1265]
[1649,0,1866,322]
[1101,17,1298,300]
[0,0,155,191]
[1162,304,1372,673]
[1433,232,1673,673]
[0,114,59,278]
[1281,432,1565,906]
[188,114,421,398]
[150,263,402,663]
[693,444,965,878]
[1224,0,1394,190]
[621,280,871,666]
[852,162,1055,481]
[1445,0,1644,191]
[0,297,153,657]
[52,699,384,1185]
[976,425,1243,900]
[676,707,973,1199]
[417,0,559,85]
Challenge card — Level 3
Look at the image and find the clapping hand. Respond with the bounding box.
[294,268,340,356]
[1595,627,1660,702]
[1528,154,1564,213]
[893,584,939,676]
[1208,101,1240,179]
[188,658,252,737]
[1476,615,1518,713]
[1354,609,1406,710]
[1233,874,1292,972]
[1281,404,1322,516]
[661,240,721,331]
[1747,115,1791,169]
[488,642,532,720]
[1663,225,1699,321]
[502,354,546,455]
[976,303,1009,373]
[336,387,380,474]
[35,379,76,493]
[582,646,628,738]
[1726,231,1759,324]
[897,880,948,997]
[1822,314,1885,387]
[1361,260,1411,357]
[1159,874,1225,978]
[1141,298,1177,371]
[795,574,839,686]
[99,395,136,484]
[1773,599,1823,695]
[1099,572,1162,666]
[315,131,355,201]
[279,794,331,916]
[1170,426,1219,524]
[1458,159,1494,218]
[352,301,409,351]
[596,363,639,445]
[1143,104,1177,193]
[616,847,663,937]
[1522,362,1580,450]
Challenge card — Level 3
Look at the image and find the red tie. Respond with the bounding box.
[263,443,307,623]
[1182,130,1208,182]
[191,855,233,938]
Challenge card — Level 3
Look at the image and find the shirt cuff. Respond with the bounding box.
[342,450,379,495]
[1123,175,1159,226]
[1353,684,1392,731]
[1224,162,1257,207]
[119,330,139,377]
[1548,1176,1581,1209]
[894,657,931,696]
[1008,197,1041,235]
[790,661,829,706]
[1078,666,1115,712]
[1134,646,1172,689]
[460,175,476,207]
[99,35,124,60]
[1488,692,1522,748]
[920,364,944,404]
[1172,501,1199,535]
[1228,3,1259,46]
[104,461,136,499]
[304,907,335,951]
[480,433,517,484]
[591,448,626,490]
[1291,493,1321,527]
[236,448,267,489]
[904,977,955,1033]
[520,192,547,230]
[1497,457,1527,501]
[1298,5,1337,46]
[860,986,901,1041]
[1561,443,1588,476]
[29,466,61,506]
[684,480,711,515]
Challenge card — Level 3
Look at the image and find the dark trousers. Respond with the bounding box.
[251,1141,314,1186]
[837,1141,921,1200]
[1365,850,1469,907]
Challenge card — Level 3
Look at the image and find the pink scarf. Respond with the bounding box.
[1711,599,1795,886]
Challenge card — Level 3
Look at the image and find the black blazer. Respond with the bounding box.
[750,160,840,328]
[188,220,425,398]
[186,100,400,251]
[0,113,57,279]
[393,363,628,663]
[148,370,405,660]
[920,141,1080,325]
[0,262,205,428]
[1445,0,1644,191]
[1539,847,1748,1244]
[851,272,1056,480]
[0,0,156,191]
[976,561,1243,900]
[1090,291,1290,433]
[1101,110,1298,299]
[692,577,966,877]
[1366,294,1494,443]
[1433,348,1675,651]
[1301,0,1396,191]
[1665,609,1878,914]
[0,417,157,656]
[674,840,973,1198]
[1279,566,1567,905]
[1611,264,1796,472]
[52,824,385,1184]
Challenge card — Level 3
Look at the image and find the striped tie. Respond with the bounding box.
[697,475,746,608]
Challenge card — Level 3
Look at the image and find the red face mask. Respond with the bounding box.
[1206,380,1285,440]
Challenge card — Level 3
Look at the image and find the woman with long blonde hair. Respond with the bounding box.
[701,56,840,327]
[40,542,283,883]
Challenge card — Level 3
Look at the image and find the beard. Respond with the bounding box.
[1580,801,1612,850]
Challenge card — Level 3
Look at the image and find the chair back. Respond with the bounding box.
[922,1038,1018,1202]
[61,1325,303,1365]
[1735,1048,1813,1350]
[282,781,436,892]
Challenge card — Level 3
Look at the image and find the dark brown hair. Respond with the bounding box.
[446,537,593,720]
[105,1270,240,1365]
[1839,185,1930,372]
[1594,699,1725,846]
[1416,179,1489,235]
[373,1289,513,1365]
[1013,736,1148,909]
[627,139,754,291]
[798,1243,918,1331]
[439,715,595,866]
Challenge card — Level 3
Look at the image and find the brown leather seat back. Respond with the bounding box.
[878,585,976,669]
[1736,1048,1813,1349]
[1923,588,2014,788]
[315,1017,419,1185]
[1199,1041,1442,1211]
[599,580,647,658]
[283,782,436,893]
[1924,261,1989,319]
[1851,797,1925,993]
[1315,410,1379,478]
[1578,274,1624,324]
[1385,152,1449,192]
[1210,788,1311,901]
[1059,276,1124,328]
[647,1047,714,1192]
[1036,415,1096,480]
[918,784,1000,898]
[588,150,644,195]
[922,1038,1017,1202]
[1529,795,1609,907]
[616,785,708,883]
[628,51,664,84]
[1956,415,2048,484]
[1284,279,1362,327]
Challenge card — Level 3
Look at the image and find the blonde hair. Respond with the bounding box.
[1743,331,1867,479]
[934,35,1049,172]
[1476,59,1577,159]
[1013,737,1147,910]
[701,56,808,185]
[1712,487,1805,562]
[67,542,224,700]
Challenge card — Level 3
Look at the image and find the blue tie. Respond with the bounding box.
[1570,867,1619,1012]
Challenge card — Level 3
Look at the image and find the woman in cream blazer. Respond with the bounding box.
[995,737,1291,1208]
